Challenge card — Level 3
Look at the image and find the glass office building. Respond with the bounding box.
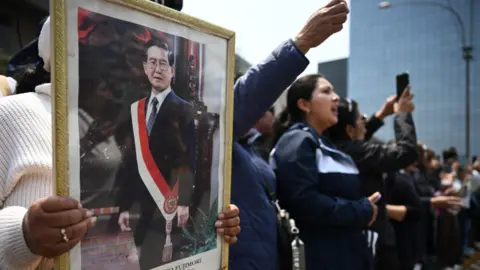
[349,0,480,161]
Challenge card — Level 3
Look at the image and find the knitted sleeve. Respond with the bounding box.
[0,94,53,269]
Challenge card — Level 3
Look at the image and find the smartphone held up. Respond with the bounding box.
[396,72,409,100]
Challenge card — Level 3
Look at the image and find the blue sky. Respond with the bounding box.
[182,0,351,76]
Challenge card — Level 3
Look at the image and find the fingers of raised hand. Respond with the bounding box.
[41,196,81,213]
[325,0,343,8]
[327,10,349,25]
[387,95,397,103]
[325,1,349,15]
[45,208,92,228]
[401,85,411,98]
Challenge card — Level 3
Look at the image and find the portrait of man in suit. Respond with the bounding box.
[115,38,196,269]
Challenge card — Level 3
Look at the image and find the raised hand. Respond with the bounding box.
[293,0,349,54]
[394,86,415,113]
[376,95,397,120]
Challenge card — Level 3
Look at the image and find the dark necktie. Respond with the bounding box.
[147,97,158,135]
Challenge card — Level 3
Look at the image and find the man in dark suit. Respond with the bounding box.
[115,38,195,269]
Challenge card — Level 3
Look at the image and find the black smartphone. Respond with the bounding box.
[396,73,409,100]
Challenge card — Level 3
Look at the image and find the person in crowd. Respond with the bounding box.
[272,74,380,270]
[228,1,350,269]
[387,144,461,269]
[245,107,275,162]
[0,75,16,97]
[387,161,423,270]
[0,16,240,269]
[415,144,463,266]
[323,88,418,270]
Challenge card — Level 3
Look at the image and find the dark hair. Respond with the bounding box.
[425,148,436,162]
[271,74,323,145]
[442,147,458,162]
[286,74,323,122]
[6,16,48,77]
[12,63,50,94]
[143,39,174,66]
[323,98,359,142]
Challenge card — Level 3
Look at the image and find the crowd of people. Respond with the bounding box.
[0,0,478,270]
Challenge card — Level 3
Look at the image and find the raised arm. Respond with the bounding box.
[233,40,308,138]
[233,0,350,138]
[346,88,418,174]
[365,95,396,140]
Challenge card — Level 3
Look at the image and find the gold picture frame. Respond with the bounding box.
[51,0,234,269]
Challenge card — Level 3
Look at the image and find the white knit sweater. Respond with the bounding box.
[0,83,53,269]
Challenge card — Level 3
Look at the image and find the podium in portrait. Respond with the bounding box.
[50,0,234,269]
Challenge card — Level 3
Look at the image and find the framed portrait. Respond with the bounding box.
[50,0,234,269]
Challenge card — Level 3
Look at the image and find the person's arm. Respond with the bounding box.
[233,40,309,138]
[365,95,396,140]
[386,205,407,222]
[364,115,384,141]
[0,174,51,270]
[388,173,423,222]
[273,130,373,228]
[344,113,418,174]
[0,100,52,269]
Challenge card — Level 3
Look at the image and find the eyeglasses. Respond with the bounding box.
[145,59,170,71]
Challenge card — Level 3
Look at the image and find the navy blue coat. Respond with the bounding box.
[228,40,309,270]
[272,123,374,270]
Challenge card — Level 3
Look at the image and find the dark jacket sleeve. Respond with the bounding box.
[344,112,418,174]
[273,130,373,228]
[391,173,423,222]
[233,40,309,138]
[364,115,384,141]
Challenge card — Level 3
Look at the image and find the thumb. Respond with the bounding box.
[400,85,411,99]
[369,192,381,203]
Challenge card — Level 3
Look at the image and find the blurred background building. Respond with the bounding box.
[318,58,348,98]
[348,0,479,163]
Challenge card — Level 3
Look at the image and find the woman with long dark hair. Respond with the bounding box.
[271,74,379,270]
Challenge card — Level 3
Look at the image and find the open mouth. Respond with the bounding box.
[331,106,338,115]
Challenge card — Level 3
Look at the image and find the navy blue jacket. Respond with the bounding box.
[229,40,309,270]
[272,123,374,270]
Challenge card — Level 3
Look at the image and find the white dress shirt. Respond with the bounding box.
[146,88,172,122]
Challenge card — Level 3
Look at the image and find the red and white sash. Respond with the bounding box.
[131,98,179,221]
